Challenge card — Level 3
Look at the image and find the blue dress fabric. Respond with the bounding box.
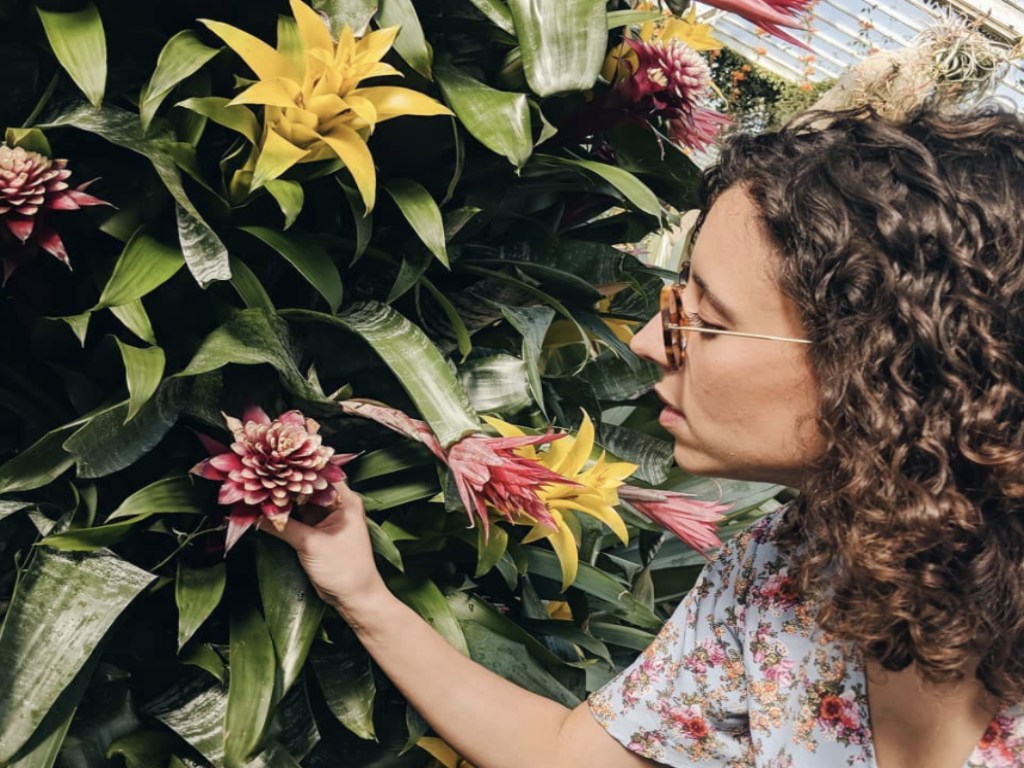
[587,512,1024,767]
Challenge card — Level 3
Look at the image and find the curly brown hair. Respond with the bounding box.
[701,106,1024,700]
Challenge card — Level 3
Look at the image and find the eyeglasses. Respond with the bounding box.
[661,262,812,371]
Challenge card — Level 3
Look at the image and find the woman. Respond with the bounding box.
[266,106,1024,768]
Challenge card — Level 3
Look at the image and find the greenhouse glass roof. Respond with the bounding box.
[707,0,1024,108]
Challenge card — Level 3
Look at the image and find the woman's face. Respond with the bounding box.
[630,187,825,487]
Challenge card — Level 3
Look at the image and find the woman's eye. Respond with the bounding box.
[687,311,724,331]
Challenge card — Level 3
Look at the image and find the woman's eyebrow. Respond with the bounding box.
[690,270,736,325]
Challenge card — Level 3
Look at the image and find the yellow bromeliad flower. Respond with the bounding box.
[603,5,724,84]
[201,0,452,210]
[483,412,637,590]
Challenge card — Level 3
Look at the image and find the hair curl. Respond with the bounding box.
[701,106,1024,700]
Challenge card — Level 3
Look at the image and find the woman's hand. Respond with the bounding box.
[261,483,388,617]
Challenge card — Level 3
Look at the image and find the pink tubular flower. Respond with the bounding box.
[700,0,814,50]
[615,38,730,151]
[191,406,358,552]
[0,145,111,280]
[618,484,729,556]
[340,399,577,535]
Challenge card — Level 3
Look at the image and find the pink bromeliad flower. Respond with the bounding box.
[340,400,576,535]
[615,38,731,151]
[191,406,358,551]
[701,0,814,50]
[618,484,729,556]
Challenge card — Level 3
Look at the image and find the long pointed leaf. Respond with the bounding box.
[507,0,606,96]
[536,154,660,218]
[110,300,158,345]
[107,475,204,522]
[96,229,185,309]
[0,549,155,762]
[177,563,227,651]
[238,227,342,314]
[388,576,469,656]
[225,600,276,768]
[310,650,377,740]
[115,339,166,423]
[435,61,532,169]
[256,536,325,699]
[312,0,378,36]
[282,304,479,446]
[36,3,107,108]
[376,0,432,79]
[384,179,448,268]
[0,423,78,494]
[140,31,221,132]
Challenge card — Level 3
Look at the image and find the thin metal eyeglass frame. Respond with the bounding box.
[661,262,811,371]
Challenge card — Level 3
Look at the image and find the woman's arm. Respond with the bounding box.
[264,484,655,768]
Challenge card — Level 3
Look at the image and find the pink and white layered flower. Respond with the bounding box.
[618,484,729,556]
[191,406,358,551]
[340,400,577,535]
[0,144,111,280]
[615,38,730,151]
[701,0,814,50]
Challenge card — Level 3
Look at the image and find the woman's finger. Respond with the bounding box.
[260,513,314,551]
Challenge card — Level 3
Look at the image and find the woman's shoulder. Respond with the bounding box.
[700,505,792,599]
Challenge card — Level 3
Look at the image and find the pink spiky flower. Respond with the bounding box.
[191,406,359,552]
[618,484,730,556]
[340,400,577,535]
[0,144,111,280]
[615,38,730,151]
[701,0,814,50]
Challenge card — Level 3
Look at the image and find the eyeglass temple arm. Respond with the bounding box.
[664,324,812,345]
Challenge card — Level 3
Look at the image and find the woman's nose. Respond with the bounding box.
[629,313,670,369]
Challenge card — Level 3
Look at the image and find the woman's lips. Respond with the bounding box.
[658,405,685,427]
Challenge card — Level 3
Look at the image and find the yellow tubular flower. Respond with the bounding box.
[201,0,452,210]
[483,413,637,590]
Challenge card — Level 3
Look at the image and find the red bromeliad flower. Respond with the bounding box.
[191,406,358,552]
[0,145,111,280]
[700,0,814,50]
[618,484,729,556]
[615,38,730,151]
[340,400,577,535]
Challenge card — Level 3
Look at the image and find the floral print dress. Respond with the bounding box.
[588,512,1024,767]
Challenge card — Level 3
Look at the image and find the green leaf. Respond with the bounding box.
[115,339,166,423]
[54,311,91,347]
[384,179,449,268]
[312,0,378,37]
[0,549,155,763]
[39,104,230,286]
[264,180,304,230]
[176,563,227,651]
[536,154,661,218]
[96,229,185,309]
[176,96,260,144]
[507,0,606,96]
[111,300,158,345]
[5,127,52,155]
[435,60,532,169]
[388,576,469,656]
[475,523,508,578]
[63,392,179,479]
[36,3,106,108]
[366,517,404,572]
[460,622,579,707]
[606,9,662,28]
[107,730,179,768]
[107,475,203,522]
[181,643,226,684]
[228,255,276,313]
[140,30,221,133]
[419,277,472,361]
[256,537,325,698]
[360,477,438,511]
[526,549,661,629]
[339,182,372,263]
[310,650,376,740]
[177,309,325,403]
[587,621,656,652]
[466,0,515,34]
[458,354,533,415]
[377,0,432,79]
[225,600,277,768]
[0,423,78,494]
[500,305,555,412]
[39,513,151,552]
[284,303,479,447]
[238,227,342,314]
